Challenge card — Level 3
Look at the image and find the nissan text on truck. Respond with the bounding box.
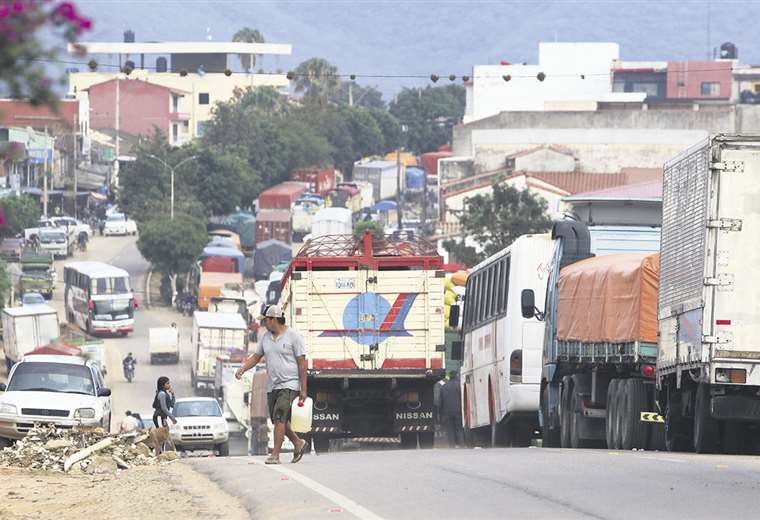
[278,232,445,451]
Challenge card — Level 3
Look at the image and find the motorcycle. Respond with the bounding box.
[123,361,135,383]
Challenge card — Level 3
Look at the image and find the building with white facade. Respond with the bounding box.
[464,42,644,123]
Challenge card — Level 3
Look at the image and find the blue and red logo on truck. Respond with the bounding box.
[320,292,417,345]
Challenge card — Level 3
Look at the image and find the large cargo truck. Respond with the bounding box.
[191,311,248,393]
[2,305,60,371]
[657,135,760,453]
[279,232,446,451]
[352,161,401,201]
[290,166,335,197]
[530,221,665,450]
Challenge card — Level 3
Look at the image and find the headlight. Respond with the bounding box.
[0,403,17,415]
[74,408,96,419]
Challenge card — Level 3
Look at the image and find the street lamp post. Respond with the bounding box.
[146,154,198,219]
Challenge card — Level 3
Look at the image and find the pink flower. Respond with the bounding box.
[78,17,91,30]
[0,5,9,18]
[56,2,77,21]
[12,1,25,13]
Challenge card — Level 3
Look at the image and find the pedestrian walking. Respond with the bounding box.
[152,376,177,428]
[439,371,464,448]
[236,304,308,464]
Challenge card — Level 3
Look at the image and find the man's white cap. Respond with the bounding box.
[257,304,284,320]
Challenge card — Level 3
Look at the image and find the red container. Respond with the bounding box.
[201,256,237,273]
[256,209,292,244]
[258,182,309,210]
[290,166,335,197]
[421,151,453,177]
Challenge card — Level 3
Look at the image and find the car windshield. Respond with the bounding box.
[7,362,95,395]
[22,293,45,305]
[40,231,66,243]
[174,400,222,418]
[107,214,126,222]
[91,276,131,295]
[93,298,133,320]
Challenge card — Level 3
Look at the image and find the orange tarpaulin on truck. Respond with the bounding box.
[557,252,659,344]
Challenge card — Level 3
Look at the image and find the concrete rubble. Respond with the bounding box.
[0,425,176,473]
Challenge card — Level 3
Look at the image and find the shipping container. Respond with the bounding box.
[352,160,402,201]
[258,182,309,210]
[420,151,453,177]
[197,272,244,311]
[255,209,292,244]
[311,208,353,238]
[290,166,335,197]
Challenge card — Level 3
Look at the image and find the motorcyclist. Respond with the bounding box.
[122,352,136,381]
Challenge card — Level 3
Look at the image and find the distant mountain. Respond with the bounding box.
[72,0,760,98]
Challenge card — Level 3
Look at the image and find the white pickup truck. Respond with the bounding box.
[24,219,58,242]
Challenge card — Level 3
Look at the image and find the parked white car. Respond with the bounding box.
[169,397,230,456]
[23,219,58,242]
[50,217,93,238]
[104,213,137,236]
[0,355,112,445]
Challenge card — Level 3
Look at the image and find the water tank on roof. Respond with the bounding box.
[156,57,167,73]
[124,30,135,43]
[720,42,737,59]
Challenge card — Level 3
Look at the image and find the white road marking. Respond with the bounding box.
[252,459,385,520]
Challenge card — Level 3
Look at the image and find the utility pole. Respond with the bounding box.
[114,71,120,190]
[396,147,402,230]
[43,126,49,218]
[73,124,78,219]
[146,154,198,220]
[348,82,353,107]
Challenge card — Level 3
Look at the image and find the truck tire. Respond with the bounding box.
[569,388,584,449]
[216,441,230,457]
[400,432,417,449]
[541,386,561,448]
[419,432,434,449]
[620,379,649,450]
[559,376,573,448]
[693,383,719,453]
[605,379,620,449]
[313,435,330,453]
[664,393,690,452]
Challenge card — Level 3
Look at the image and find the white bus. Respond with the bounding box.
[459,233,554,446]
[63,261,135,336]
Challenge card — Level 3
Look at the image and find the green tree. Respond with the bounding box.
[389,85,465,154]
[293,58,341,107]
[185,144,259,215]
[333,81,385,109]
[137,214,208,297]
[0,195,42,237]
[354,219,384,238]
[341,107,384,159]
[232,27,265,72]
[444,184,553,265]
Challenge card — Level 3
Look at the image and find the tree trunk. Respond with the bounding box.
[170,273,177,305]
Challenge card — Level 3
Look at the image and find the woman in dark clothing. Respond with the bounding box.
[152,376,177,428]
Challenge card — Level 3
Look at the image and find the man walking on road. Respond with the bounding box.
[440,371,464,448]
[236,304,308,464]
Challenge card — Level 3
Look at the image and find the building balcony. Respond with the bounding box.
[170,112,191,122]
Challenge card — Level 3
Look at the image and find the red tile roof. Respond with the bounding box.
[0,99,79,130]
[566,179,662,200]
[521,171,627,194]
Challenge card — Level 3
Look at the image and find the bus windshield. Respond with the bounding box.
[93,298,134,321]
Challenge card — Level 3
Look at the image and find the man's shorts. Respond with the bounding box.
[267,388,299,423]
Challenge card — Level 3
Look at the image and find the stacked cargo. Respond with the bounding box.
[352,160,402,201]
[290,166,335,197]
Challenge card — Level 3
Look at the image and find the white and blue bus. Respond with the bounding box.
[64,261,135,336]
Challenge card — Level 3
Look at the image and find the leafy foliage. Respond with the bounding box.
[293,58,341,107]
[389,85,465,154]
[0,195,41,237]
[0,1,92,106]
[354,219,385,237]
[332,81,385,109]
[444,184,553,265]
[232,26,265,72]
[136,214,208,278]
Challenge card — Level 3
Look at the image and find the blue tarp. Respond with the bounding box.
[370,200,398,212]
[208,237,237,249]
[405,167,425,190]
[253,240,292,281]
[201,246,246,273]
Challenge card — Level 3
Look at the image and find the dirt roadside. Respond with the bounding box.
[0,461,250,520]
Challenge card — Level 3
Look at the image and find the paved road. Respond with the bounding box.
[189,446,760,520]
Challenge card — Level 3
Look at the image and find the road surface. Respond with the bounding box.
[190,446,760,519]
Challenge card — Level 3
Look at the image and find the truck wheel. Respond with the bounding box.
[606,379,620,449]
[693,383,719,453]
[216,441,230,456]
[418,432,434,449]
[664,394,690,452]
[541,386,560,448]
[621,379,649,450]
[0,436,12,448]
[569,388,584,449]
[559,376,573,448]
[313,435,330,453]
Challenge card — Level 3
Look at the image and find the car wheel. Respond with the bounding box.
[216,441,230,456]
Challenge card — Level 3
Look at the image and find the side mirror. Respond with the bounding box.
[450,340,463,361]
[448,305,460,329]
[521,289,536,319]
[0,382,6,392]
[97,387,111,397]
